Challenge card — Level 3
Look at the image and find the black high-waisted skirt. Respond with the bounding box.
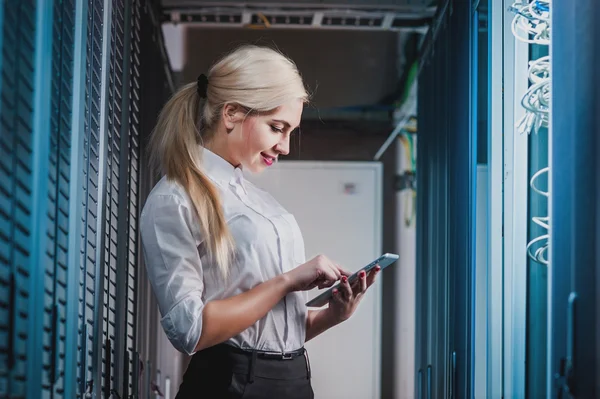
[175,343,314,399]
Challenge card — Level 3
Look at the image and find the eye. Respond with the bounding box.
[270,125,284,133]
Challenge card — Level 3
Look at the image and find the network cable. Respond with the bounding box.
[398,133,416,227]
[510,0,551,265]
[509,0,550,45]
[518,56,550,135]
[527,167,550,264]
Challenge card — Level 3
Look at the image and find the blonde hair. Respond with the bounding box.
[149,45,308,278]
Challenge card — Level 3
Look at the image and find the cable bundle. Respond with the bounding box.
[509,0,550,45]
[518,55,550,135]
[528,167,550,264]
[398,129,416,227]
[510,0,551,265]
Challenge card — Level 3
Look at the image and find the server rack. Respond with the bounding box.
[0,1,42,396]
[550,1,600,397]
[415,0,479,398]
[0,0,172,397]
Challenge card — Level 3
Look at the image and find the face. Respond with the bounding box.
[223,99,303,173]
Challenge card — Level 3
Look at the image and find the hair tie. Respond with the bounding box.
[197,74,209,98]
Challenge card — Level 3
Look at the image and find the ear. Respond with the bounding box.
[221,103,244,131]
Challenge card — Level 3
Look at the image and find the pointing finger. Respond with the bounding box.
[336,264,352,277]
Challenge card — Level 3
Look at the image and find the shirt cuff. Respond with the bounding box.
[160,293,204,355]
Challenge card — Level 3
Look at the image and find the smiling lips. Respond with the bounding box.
[261,153,277,166]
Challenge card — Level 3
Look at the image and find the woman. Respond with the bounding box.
[139,45,380,398]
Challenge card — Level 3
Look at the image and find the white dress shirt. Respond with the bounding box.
[139,147,308,356]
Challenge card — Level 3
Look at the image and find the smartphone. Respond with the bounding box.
[305,253,399,308]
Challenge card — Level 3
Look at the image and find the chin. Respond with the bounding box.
[244,161,266,174]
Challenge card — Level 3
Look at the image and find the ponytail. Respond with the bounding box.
[149,82,234,278]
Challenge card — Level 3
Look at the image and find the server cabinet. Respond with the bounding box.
[134,1,176,396]
[446,2,478,398]
[415,13,439,399]
[0,2,40,397]
[84,0,143,396]
[122,3,143,396]
[0,0,163,397]
[99,0,134,395]
[416,33,449,399]
[550,1,600,397]
[44,0,76,396]
[415,13,452,398]
[416,0,477,398]
[0,0,79,397]
[76,1,106,395]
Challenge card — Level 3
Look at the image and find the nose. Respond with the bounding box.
[275,134,290,156]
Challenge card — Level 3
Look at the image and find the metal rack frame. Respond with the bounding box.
[162,4,435,32]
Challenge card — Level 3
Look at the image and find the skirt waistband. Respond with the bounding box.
[227,344,306,360]
[191,343,311,381]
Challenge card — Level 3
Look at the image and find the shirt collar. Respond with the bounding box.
[201,147,247,192]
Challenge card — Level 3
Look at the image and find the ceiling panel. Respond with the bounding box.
[161,0,434,10]
[161,1,435,32]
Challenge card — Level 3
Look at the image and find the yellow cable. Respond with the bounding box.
[245,13,271,29]
[397,135,416,227]
[398,135,412,171]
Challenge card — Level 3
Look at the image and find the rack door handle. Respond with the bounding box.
[449,351,456,399]
[566,292,576,376]
[426,365,432,399]
[555,292,577,398]
[417,368,423,399]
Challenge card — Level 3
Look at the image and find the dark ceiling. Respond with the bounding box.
[181,28,402,110]
[159,0,430,119]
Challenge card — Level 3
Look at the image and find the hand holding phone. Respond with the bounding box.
[305,253,399,308]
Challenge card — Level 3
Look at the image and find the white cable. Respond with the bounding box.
[528,55,550,84]
[509,1,551,45]
[510,1,552,266]
[526,234,549,265]
[530,167,550,197]
[517,57,551,135]
[532,216,549,230]
[527,166,550,265]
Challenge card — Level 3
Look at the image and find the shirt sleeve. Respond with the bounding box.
[139,193,205,355]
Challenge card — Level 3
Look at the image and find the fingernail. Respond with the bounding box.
[342,276,348,283]
[360,271,366,278]
[376,266,381,271]
[333,289,338,294]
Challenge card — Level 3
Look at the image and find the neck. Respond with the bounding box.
[204,133,240,168]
